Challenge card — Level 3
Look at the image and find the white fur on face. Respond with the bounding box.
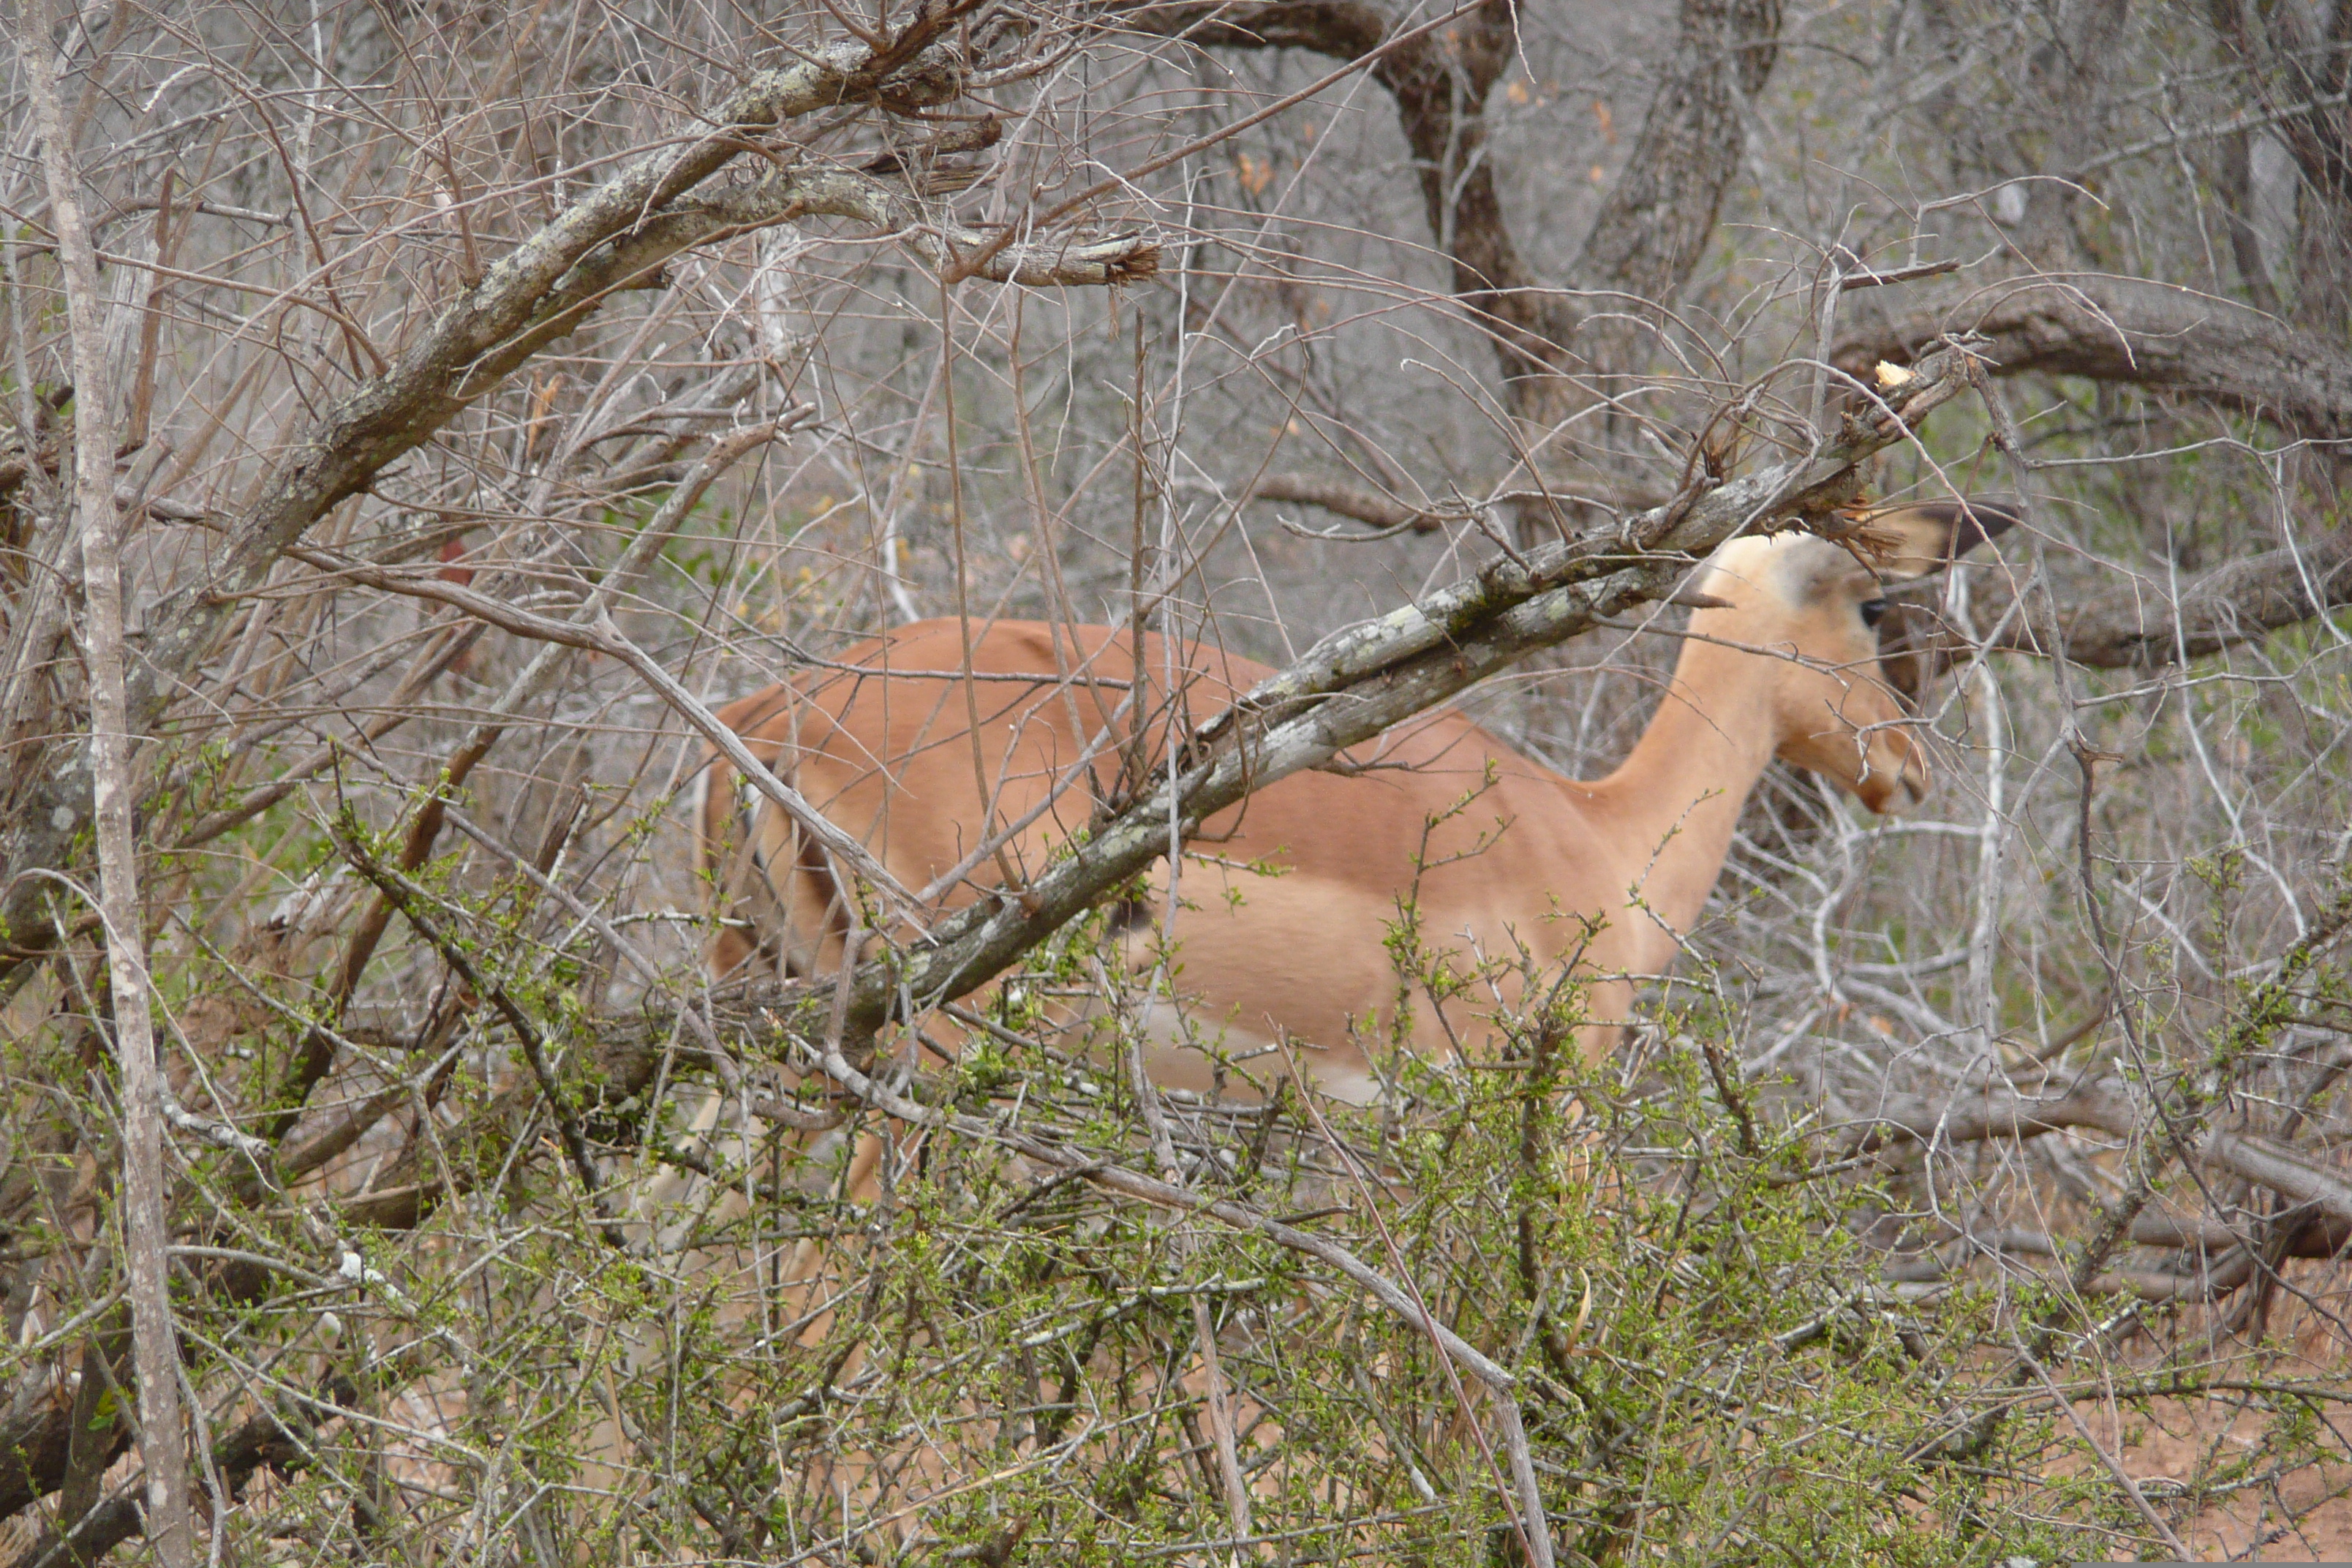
[1702,533,1876,608]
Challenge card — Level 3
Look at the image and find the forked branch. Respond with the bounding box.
[1889,527,2352,670]
[1836,274,2352,440]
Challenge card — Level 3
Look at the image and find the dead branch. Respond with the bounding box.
[1248,472,1454,532]
[1836,274,2352,439]
[1880,526,2352,673]
[1847,1079,2352,1228]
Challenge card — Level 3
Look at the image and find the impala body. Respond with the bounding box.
[700,502,2016,1095]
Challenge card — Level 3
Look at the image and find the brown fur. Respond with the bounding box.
[698,502,2019,1084]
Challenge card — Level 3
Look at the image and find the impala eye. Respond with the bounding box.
[1859,598,1890,629]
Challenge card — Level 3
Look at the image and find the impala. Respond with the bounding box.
[698,500,2017,1093]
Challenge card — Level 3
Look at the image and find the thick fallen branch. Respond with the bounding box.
[1836,273,2352,439]
[1884,1222,2327,1303]
[1899,1022,2351,1460]
[1846,883,2352,1317]
[1890,529,2352,671]
[1844,1078,2352,1232]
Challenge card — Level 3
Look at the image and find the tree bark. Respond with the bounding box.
[1885,527,2352,671]
[1835,274,2352,440]
[20,7,192,1560]
[1570,0,1782,378]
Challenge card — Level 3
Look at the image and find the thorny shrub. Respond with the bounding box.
[17,844,2338,1566]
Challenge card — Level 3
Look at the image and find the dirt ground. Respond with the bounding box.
[2074,1278,2352,1563]
[2099,1394,2352,1561]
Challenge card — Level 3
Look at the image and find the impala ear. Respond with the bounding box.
[1850,497,2022,579]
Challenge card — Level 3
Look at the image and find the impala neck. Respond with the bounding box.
[1585,640,1782,949]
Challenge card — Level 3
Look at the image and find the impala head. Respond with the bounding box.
[1685,499,2020,813]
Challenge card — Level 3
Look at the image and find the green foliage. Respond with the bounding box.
[16,781,2319,1566]
[279,908,2181,1565]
